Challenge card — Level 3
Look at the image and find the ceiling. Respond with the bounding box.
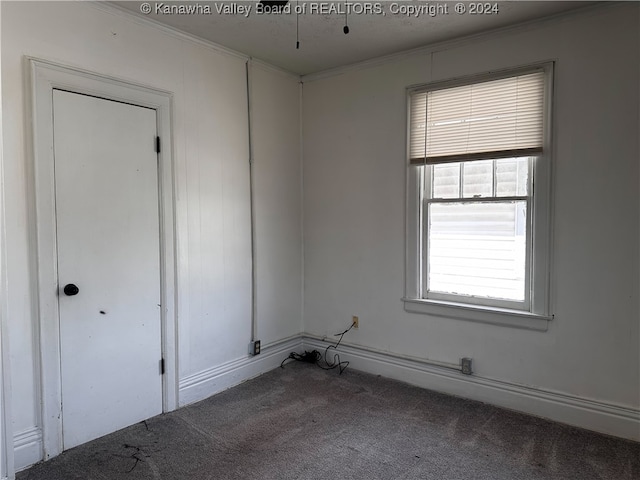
[111,1,595,75]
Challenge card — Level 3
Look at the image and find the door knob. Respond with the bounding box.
[63,284,79,296]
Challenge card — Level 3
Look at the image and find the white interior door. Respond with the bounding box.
[53,89,163,450]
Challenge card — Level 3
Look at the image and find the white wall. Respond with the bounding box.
[1,1,301,471]
[251,66,303,345]
[302,2,639,431]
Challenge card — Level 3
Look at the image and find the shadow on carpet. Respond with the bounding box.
[18,362,639,479]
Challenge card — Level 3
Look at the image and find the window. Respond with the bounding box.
[404,65,553,328]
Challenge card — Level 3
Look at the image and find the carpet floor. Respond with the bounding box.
[17,362,639,479]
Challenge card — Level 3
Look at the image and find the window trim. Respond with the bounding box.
[404,63,554,328]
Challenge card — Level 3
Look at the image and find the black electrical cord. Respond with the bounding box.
[296,0,300,49]
[281,321,355,374]
[344,7,349,34]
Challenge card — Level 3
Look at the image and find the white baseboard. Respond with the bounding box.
[12,337,302,472]
[14,427,42,472]
[302,336,640,442]
[13,333,638,475]
[179,336,302,407]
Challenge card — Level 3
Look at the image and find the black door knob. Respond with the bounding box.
[63,284,79,296]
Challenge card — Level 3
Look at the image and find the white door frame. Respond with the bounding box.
[1,24,16,478]
[29,58,178,460]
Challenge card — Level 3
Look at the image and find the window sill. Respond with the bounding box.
[402,298,552,331]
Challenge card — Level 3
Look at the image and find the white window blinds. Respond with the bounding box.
[410,71,545,165]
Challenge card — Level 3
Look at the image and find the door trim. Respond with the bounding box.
[0,27,15,477]
[29,58,177,460]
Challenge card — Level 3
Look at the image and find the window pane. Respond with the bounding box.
[432,163,460,199]
[496,158,529,197]
[428,201,527,301]
[462,160,493,197]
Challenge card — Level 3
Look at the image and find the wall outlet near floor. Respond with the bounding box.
[352,316,359,328]
[249,340,261,356]
[461,357,473,375]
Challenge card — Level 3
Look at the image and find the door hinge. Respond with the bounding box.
[160,358,165,375]
[155,136,161,153]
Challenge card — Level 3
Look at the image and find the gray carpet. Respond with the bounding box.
[18,362,639,479]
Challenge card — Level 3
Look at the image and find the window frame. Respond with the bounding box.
[422,158,533,310]
[403,63,554,330]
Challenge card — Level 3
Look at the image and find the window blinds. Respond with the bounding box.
[410,71,545,165]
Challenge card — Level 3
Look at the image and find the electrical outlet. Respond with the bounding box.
[249,340,261,356]
[352,316,359,328]
[461,357,473,375]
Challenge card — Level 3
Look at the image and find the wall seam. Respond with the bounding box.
[298,80,305,334]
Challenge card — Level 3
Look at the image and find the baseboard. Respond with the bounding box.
[12,338,302,471]
[179,336,302,407]
[14,427,42,472]
[302,336,640,442]
[13,333,638,475]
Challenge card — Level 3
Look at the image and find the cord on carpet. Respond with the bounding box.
[280,321,355,374]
